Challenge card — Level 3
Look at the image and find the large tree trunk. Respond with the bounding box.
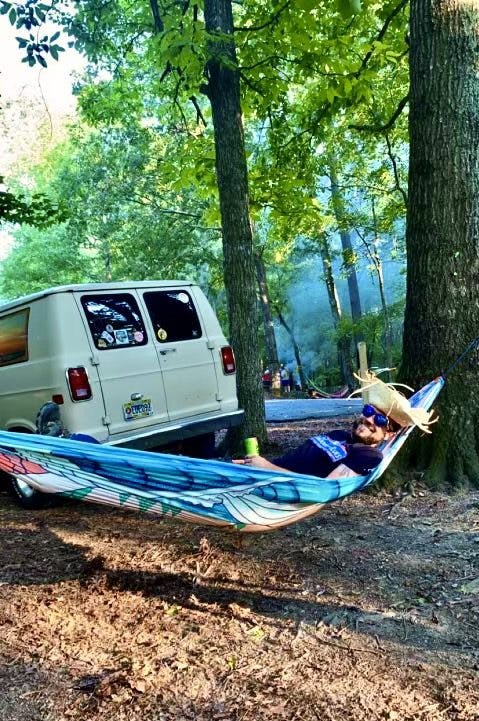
[400,0,479,486]
[319,238,355,390]
[204,0,267,448]
[254,254,281,392]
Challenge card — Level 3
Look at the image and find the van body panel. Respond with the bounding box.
[108,409,244,450]
[73,290,169,437]
[0,281,243,449]
[140,287,222,422]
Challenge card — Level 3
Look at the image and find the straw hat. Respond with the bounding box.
[350,371,438,433]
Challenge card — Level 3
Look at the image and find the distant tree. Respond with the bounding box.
[0,224,93,297]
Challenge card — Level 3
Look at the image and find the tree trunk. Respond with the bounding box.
[254,253,280,391]
[275,309,307,391]
[204,0,267,449]
[319,238,355,390]
[329,163,364,342]
[375,259,394,378]
[400,0,479,486]
[370,200,393,380]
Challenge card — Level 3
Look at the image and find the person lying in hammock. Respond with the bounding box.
[234,403,401,479]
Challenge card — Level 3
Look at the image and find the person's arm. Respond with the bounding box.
[233,457,361,479]
[326,463,359,479]
[232,455,289,472]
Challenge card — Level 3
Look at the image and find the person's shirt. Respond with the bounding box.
[273,430,383,478]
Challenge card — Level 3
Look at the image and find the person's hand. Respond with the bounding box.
[233,455,273,469]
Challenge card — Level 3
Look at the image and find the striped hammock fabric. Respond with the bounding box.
[0,377,444,533]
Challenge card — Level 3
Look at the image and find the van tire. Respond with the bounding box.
[1,428,52,509]
[7,474,52,510]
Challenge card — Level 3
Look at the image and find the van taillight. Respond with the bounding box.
[220,346,236,375]
[67,367,92,401]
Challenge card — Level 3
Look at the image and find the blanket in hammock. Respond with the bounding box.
[0,377,444,532]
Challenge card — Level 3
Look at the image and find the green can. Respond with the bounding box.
[244,437,259,456]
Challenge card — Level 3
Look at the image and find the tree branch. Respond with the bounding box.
[149,0,164,32]
[234,1,291,33]
[355,0,409,78]
[189,95,207,125]
[384,131,408,207]
[349,94,409,133]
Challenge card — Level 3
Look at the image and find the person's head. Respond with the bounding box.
[351,403,400,446]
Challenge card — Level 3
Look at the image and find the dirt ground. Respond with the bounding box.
[1,418,478,721]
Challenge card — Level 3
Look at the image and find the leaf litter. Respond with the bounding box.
[0,418,478,720]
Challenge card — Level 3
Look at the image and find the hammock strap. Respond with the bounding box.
[442,336,479,379]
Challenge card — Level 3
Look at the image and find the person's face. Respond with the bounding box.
[352,415,389,446]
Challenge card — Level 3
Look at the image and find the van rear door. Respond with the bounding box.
[76,291,169,436]
[141,289,221,421]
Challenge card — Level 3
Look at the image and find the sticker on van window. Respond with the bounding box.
[177,292,189,304]
[106,324,114,333]
[114,329,129,345]
[101,330,114,344]
[98,338,107,348]
[157,328,168,341]
[134,330,144,343]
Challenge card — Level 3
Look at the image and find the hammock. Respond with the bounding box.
[0,377,444,533]
[307,384,350,399]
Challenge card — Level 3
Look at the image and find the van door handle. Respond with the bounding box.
[159,348,176,355]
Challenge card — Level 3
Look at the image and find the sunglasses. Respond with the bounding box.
[362,404,389,428]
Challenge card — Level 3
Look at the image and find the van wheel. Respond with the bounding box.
[2,428,52,510]
[8,474,52,510]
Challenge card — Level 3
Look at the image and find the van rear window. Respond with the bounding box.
[0,308,29,366]
[143,290,202,343]
[81,294,148,350]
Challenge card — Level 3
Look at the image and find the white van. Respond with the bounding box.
[0,281,243,506]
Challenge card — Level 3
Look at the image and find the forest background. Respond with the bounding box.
[1,0,478,487]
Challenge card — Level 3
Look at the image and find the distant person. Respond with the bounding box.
[280,364,290,393]
[262,368,272,390]
[288,372,294,392]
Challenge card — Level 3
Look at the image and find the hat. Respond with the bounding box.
[350,371,438,433]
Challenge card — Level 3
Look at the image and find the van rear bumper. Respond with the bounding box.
[107,409,245,451]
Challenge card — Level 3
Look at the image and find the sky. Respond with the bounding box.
[0,19,84,260]
[0,20,82,117]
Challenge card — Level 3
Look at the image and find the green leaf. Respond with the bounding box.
[50,30,61,42]
[337,0,362,18]
[296,0,317,10]
[8,6,16,24]
[37,54,48,68]
[0,3,12,16]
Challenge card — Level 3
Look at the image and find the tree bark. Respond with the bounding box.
[329,163,364,343]
[254,253,281,391]
[400,0,479,486]
[275,309,308,391]
[204,0,267,449]
[370,199,393,380]
[319,238,355,390]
